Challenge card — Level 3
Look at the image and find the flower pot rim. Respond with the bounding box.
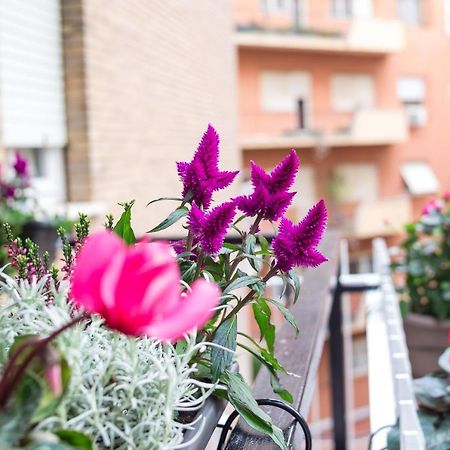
[404,312,450,327]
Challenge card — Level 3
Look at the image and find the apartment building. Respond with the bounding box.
[232,1,450,446]
[0,0,239,233]
[233,0,450,244]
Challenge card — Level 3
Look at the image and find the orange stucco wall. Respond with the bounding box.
[235,0,450,222]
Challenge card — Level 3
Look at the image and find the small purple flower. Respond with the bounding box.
[13,151,28,177]
[1,183,15,200]
[235,149,299,221]
[177,125,239,209]
[188,202,236,256]
[273,200,328,272]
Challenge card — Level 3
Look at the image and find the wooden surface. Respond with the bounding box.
[225,230,340,449]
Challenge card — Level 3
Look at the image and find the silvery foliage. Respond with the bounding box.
[0,271,216,449]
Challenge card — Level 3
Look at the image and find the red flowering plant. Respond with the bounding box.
[0,125,327,449]
[394,192,450,319]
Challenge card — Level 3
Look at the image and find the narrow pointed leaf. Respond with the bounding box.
[148,206,189,233]
[224,372,288,450]
[113,201,136,244]
[146,197,183,206]
[211,317,237,380]
[265,298,299,335]
[223,275,260,295]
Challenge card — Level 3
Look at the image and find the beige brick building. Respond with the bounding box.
[0,0,240,234]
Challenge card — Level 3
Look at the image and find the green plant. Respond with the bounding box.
[394,193,450,320]
[0,273,216,449]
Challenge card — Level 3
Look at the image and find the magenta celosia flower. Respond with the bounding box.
[188,202,236,256]
[272,200,328,272]
[13,151,28,177]
[71,231,220,340]
[177,125,239,209]
[235,149,299,221]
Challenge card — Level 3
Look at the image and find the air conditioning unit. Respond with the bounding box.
[405,104,428,128]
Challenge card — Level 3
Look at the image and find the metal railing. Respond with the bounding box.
[188,233,424,450]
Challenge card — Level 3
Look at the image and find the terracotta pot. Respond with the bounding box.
[403,313,450,377]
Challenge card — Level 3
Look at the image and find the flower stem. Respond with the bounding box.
[0,314,86,410]
[218,265,279,328]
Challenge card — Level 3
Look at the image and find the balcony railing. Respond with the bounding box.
[240,109,409,151]
[235,19,405,56]
[204,232,424,450]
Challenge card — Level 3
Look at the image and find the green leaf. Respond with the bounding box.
[265,298,299,335]
[113,201,136,244]
[222,242,241,252]
[270,374,293,403]
[181,262,197,284]
[148,206,189,233]
[224,372,288,450]
[223,275,261,295]
[211,317,237,380]
[288,269,301,303]
[258,234,270,253]
[252,299,275,353]
[146,197,183,206]
[55,430,93,450]
[0,375,42,449]
[237,342,291,402]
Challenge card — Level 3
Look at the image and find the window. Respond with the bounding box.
[331,74,375,113]
[333,164,378,203]
[445,0,450,35]
[331,0,353,18]
[7,147,66,204]
[0,0,67,205]
[401,161,440,195]
[397,0,422,25]
[294,166,317,217]
[261,71,312,128]
[397,77,427,127]
[261,0,293,14]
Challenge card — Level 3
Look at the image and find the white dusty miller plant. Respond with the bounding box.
[0,272,216,449]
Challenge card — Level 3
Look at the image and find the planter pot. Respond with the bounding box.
[20,221,59,262]
[181,394,228,450]
[403,313,450,377]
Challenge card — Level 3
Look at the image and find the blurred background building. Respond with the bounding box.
[0,1,450,448]
[0,0,239,232]
[231,1,450,448]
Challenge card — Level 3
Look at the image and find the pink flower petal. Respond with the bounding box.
[71,231,126,314]
[147,279,220,341]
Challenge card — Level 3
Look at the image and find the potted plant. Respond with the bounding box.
[394,193,450,377]
[387,348,450,449]
[0,151,68,266]
[0,125,328,448]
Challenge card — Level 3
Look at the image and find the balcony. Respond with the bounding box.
[235,18,405,56]
[352,196,413,239]
[240,109,409,151]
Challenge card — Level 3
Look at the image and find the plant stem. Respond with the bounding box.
[0,314,86,410]
[185,230,193,254]
[218,265,279,327]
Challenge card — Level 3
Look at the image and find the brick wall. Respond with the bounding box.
[77,0,239,234]
[61,0,92,201]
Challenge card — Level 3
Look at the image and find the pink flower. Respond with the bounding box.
[422,198,444,215]
[71,231,220,340]
[443,191,450,202]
